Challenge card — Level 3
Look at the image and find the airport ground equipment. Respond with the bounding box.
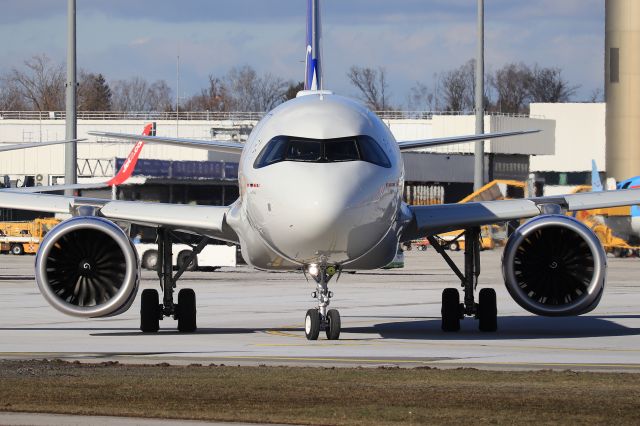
[571,185,640,257]
[135,242,236,271]
[412,180,525,252]
[0,218,60,255]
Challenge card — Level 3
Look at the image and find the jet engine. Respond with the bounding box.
[35,216,140,318]
[502,215,606,316]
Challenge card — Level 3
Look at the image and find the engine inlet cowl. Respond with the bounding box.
[502,214,606,316]
[35,216,140,318]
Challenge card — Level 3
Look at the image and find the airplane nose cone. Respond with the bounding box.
[250,162,398,264]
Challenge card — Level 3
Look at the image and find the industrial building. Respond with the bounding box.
[0,111,556,212]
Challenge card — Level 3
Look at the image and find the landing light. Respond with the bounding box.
[308,264,319,276]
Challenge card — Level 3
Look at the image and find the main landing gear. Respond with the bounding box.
[428,227,497,332]
[304,264,341,340]
[140,228,207,333]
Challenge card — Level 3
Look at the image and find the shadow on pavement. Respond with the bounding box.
[342,315,640,340]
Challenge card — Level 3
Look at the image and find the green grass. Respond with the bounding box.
[1,360,640,425]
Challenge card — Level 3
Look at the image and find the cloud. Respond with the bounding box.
[0,0,605,106]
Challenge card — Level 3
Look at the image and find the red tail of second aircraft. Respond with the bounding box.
[106,123,153,186]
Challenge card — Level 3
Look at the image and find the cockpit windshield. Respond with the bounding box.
[254,135,391,168]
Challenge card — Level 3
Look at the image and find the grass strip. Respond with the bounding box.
[1,360,639,425]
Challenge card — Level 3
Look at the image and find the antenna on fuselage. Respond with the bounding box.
[304,0,322,91]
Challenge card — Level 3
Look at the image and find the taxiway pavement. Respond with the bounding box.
[1,250,639,371]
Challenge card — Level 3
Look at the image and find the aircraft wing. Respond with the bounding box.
[397,130,539,151]
[3,183,113,193]
[89,131,244,154]
[403,188,640,239]
[0,138,85,152]
[0,191,238,243]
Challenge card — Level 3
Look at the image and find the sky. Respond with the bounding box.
[0,0,604,108]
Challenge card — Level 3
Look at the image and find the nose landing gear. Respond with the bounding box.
[304,264,341,340]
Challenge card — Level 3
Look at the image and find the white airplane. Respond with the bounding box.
[2,0,639,340]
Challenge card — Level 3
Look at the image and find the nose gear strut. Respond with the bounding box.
[304,264,341,340]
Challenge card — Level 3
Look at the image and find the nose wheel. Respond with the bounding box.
[304,308,341,340]
[304,265,341,340]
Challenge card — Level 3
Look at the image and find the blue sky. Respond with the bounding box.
[0,0,604,107]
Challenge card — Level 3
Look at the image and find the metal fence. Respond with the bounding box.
[0,110,533,121]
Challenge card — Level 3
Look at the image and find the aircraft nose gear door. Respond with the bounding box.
[304,264,341,340]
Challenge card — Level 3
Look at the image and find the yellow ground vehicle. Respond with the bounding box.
[413,180,525,252]
[0,218,60,255]
[570,186,640,257]
[437,227,496,252]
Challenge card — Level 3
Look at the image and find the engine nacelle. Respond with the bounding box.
[35,216,140,318]
[502,215,606,316]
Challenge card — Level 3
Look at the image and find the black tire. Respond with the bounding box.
[325,309,341,340]
[449,242,459,252]
[10,244,24,255]
[177,288,197,332]
[177,250,198,271]
[417,245,425,252]
[142,250,158,270]
[478,288,498,332]
[441,288,461,332]
[140,289,160,333]
[304,308,320,340]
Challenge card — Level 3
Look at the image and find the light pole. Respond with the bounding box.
[64,0,77,195]
[474,0,485,191]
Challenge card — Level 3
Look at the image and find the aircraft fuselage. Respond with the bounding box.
[226,92,404,270]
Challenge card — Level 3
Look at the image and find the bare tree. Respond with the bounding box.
[225,65,289,111]
[78,71,112,111]
[437,59,475,112]
[284,81,304,101]
[528,65,578,103]
[111,77,172,111]
[147,80,173,112]
[6,54,64,111]
[254,72,289,111]
[406,82,435,111]
[0,79,28,110]
[490,63,531,114]
[347,66,391,110]
[587,88,603,103]
[183,75,230,112]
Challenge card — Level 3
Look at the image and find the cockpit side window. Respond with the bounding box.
[254,135,391,169]
[257,136,288,167]
[357,135,391,168]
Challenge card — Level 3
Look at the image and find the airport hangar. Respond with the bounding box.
[0,103,607,220]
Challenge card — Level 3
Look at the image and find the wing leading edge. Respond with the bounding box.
[397,130,539,151]
[0,191,238,243]
[0,138,86,152]
[89,131,244,154]
[404,188,640,240]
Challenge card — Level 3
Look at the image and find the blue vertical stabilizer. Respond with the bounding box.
[304,0,322,90]
[591,160,604,192]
